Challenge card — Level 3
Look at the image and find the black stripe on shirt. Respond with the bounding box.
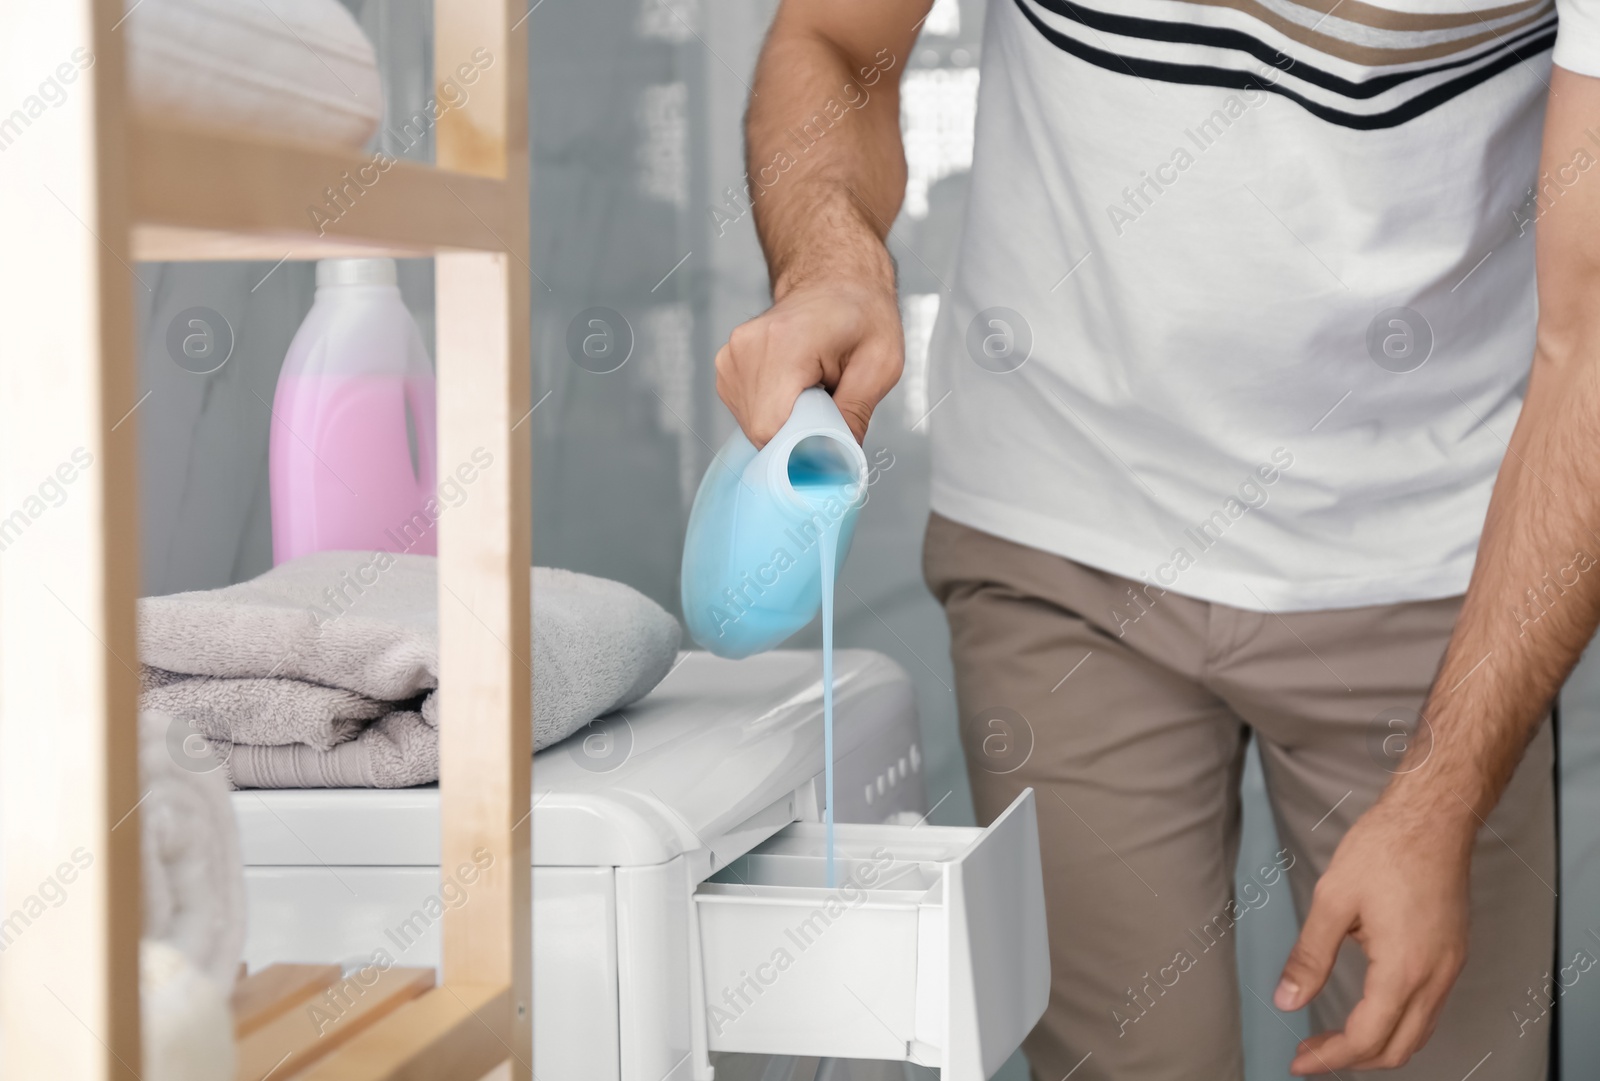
[1025,0,1555,100]
[1014,0,1554,128]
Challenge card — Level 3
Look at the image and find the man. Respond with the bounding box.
[715,0,1600,1077]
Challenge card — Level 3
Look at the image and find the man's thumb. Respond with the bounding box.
[1276,890,1351,1011]
[830,356,895,444]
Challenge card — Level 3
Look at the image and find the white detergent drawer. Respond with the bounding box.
[694,788,1048,1080]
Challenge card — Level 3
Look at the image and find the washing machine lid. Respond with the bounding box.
[232,649,915,868]
[532,647,911,866]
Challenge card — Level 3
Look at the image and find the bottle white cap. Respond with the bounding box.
[316,257,398,288]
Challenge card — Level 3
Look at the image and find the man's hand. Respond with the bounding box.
[1276,803,1472,1074]
[715,276,903,447]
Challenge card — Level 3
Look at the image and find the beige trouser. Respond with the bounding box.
[922,513,1555,1081]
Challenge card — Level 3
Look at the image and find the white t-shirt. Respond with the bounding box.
[928,0,1598,612]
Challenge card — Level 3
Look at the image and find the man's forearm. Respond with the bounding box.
[1386,343,1600,838]
[745,11,918,297]
[713,1,929,445]
[1383,67,1600,838]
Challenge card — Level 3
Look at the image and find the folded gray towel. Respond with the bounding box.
[144,676,385,751]
[142,666,190,692]
[215,711,438,789]
[140,552,683,786]
[529,567,685,748]
[140,551,440,700]
[415,566,688,747]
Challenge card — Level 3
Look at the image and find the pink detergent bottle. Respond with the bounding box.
[269,258,438,564]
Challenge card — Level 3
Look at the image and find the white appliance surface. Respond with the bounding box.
[236,649,926,975]
[233,648,921,870]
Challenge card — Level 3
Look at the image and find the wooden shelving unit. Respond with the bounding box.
[0,4,532,1079]
[130,124,515,261]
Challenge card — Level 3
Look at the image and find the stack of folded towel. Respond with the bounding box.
[139,551,682,788]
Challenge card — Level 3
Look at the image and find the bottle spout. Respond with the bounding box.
[760,388,870,513]
[780,433,868,513]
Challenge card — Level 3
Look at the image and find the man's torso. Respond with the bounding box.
[927,0,1558,611]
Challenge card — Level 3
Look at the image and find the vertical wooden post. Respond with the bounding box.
[0,2,142,1079]
[434,3,532,1079]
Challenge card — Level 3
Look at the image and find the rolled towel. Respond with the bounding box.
[142,939,235,1081]
[141,553,683,755]
[125,0,383,149]
[140,711,247,992]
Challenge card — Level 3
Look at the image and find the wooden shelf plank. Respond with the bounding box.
[129,122,514,262]
[232,964,343,1039]
[234,966,435,1081]
[133,226,445,263]
[288,983,511,1081]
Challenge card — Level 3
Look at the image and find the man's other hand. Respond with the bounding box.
[1275,801,1472,1074]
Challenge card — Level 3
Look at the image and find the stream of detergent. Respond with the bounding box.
[790,460,853,889]
[820,517,838,889]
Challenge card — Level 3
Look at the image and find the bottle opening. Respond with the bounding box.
[787,435,862,505]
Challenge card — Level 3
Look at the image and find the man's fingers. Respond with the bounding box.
[1348,975,1451,1072]
[1289,984,1442,1075]
[716,329,813,449]
[1290,960,1415,1075]
[1287,1031,1340,1076]
[714,281,902,449]
[1276,884,1355,1011]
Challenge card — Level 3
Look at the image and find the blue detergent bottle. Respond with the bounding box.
[683,387,869,886]
[681,387,869,658]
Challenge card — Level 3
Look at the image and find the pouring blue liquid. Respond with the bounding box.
[682,389,869,887]
[789,457,856,887]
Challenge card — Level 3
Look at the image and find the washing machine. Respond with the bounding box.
[234,649,1049,1080]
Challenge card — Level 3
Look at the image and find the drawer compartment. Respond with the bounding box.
[694,789,1048,1079]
